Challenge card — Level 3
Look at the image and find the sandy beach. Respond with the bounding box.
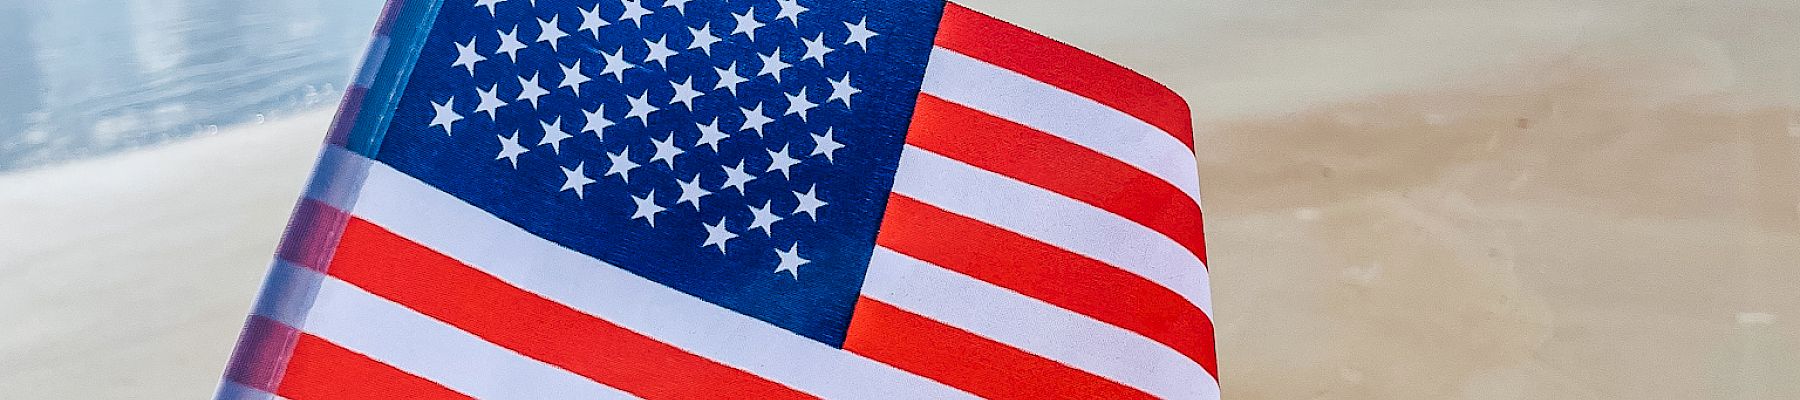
[2,0,1797,398]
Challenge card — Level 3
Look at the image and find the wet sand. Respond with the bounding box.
[4,0,1800,398]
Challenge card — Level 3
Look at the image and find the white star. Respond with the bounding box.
[495,130,529,168]
[605,148,640,183]
[664,0,691,14]
[783,88,818,121]
[764,145,800,179]
[746,201,784,237]
[625,92,658,126]
[558,60,591,96]
[515,73,550,109]
[667,77,703,111]
[687,23,722,55]
[712,62,749,95]
[582,105,614,141]
[701,218,738,254]
[810,128,845,162]
[474,0,506,16]
[757,49,792,82]
[676,175,712,210]
[791,185,827,221]
[429,98,462,135]
[537,117,574,153]
[642,36,678,68]
[774,0,808,25]
[599,48,636,81]
[649,133,684,169]
[719,161,757,194]
[799,34,833,66]
[452,38,486,75]
[694,118,729,152]
[475,85,507,120]
[731,9,765,41]
[772,243,809,279]
[495,26,528,62]
[578,5,609,39]
[844,17,878,50]
[619,0,653,26]
[560,162,597,199]
[739,103,774,136]
[535,16,568,51]
[827,74,860,108]
[630,190,667,227]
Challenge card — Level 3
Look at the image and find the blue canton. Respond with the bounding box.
[372,0,942,346]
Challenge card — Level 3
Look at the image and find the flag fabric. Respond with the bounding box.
[219,0,1213,398]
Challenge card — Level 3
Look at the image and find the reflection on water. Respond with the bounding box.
[0,0,383,171]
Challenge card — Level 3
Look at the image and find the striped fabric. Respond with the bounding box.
[219,1,1213,399]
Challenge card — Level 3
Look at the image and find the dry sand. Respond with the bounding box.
[3,0,1799,398]
[1028,0,1800,398]
[0,113,327,398]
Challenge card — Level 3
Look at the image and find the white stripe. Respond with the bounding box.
[922,47,1203,206]
[864,248,1219,399]
[348,159,976,400]
[301,268,635,400]
[893,146,1213,314]
[303,146,373,210]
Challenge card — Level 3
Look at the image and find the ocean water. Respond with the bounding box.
[0,0,383,171]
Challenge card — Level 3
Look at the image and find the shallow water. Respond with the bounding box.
[0,0,382,171]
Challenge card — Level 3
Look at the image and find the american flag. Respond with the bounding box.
[220,0,1214,398]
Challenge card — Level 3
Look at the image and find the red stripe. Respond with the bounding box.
[843,297,1156,400]
[878,194,1219,378]
[907,94,1208,264]
[223,315,302,394]
[326,87,369,146]
[328,217,815,400]
[935,3,1194,149]
[276,198,354,272]
[277,333,471,400]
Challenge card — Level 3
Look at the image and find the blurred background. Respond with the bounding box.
[1,0,1797,398]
